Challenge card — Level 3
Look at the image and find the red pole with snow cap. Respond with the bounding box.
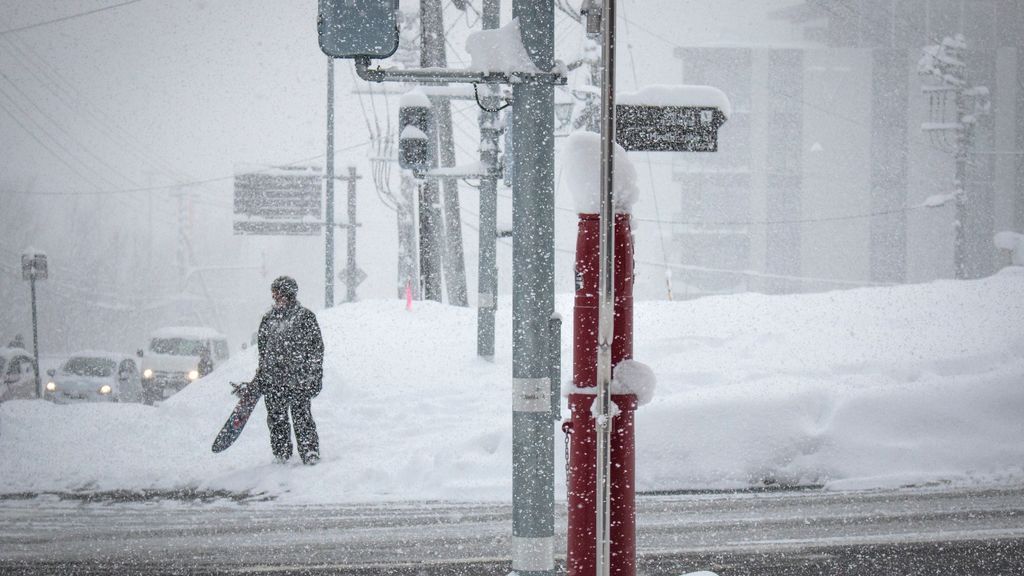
[564,130,638,576]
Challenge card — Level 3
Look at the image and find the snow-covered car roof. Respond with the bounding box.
[62,350,137,364]
[149,326,226,340]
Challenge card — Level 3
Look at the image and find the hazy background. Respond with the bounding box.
[2,0,1020,357]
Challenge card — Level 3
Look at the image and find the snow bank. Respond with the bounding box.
[563,131,639,214]
[465,19,539,75]
[2,272,1023,502]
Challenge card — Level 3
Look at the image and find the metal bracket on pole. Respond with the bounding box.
[595,0,617,575]
[354,56,567,86]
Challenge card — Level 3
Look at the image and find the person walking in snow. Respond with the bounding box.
[254,275,324,465]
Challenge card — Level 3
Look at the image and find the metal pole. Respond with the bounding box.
[30,275,41,398]
[954,83,970,280]
[511,0,555,573]
[595,0,617,574]
[346,166,358,302]
[438,101,470,307]
[477,0,501,360]
[325,56,336,308]
[398,174,418,298]
[419,0,444,302]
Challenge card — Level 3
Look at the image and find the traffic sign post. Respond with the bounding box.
[21,251,47,398]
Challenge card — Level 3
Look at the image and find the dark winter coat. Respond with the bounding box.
[255,300,324,399]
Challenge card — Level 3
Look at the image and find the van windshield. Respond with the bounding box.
[150,338,205,356]
[63,357,116,377]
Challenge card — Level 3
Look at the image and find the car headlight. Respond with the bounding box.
[188,370,199,381]
[99,384,112,395]
[46,381,56,392]
[143,368,153,379]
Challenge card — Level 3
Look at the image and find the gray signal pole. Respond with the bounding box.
[476,0,501,360]
[326,56,337,308]
[511,0,556,574]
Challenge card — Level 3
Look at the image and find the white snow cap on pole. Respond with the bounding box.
[994,231,1024,265]
[618,84,732,119]
[399,88,433,108]
[564,131,639,214]
[466,18,540,74]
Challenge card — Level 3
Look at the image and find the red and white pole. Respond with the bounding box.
[565,211,635,576]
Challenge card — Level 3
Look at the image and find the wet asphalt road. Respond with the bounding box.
[1,485,1022,575]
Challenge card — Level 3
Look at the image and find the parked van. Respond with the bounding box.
[140,327,229,404]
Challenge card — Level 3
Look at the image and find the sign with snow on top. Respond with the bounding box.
[616,84,730,153]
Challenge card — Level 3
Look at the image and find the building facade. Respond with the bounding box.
[671,0,1022,296]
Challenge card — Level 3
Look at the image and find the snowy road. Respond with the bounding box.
[1,486,1023,574]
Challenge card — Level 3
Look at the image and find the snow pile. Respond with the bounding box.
[2,271,1023,502]
[617,84,732,119]
[465,19,539,75]
[563,131,639,214]
[612,359,656,406]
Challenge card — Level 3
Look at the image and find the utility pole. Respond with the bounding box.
[420,0,469,307]
[344,166,360,302]
[326,56,337,307]
[418,0,445,302]
[511,0,556,575]
[918,33,990,280]
[476,0,501,359]
[21,252,47,398]
[397,175,418,299]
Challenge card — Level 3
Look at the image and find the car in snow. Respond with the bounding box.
[0,346,38,403]
[139,327,229,404]
[44,352,144,404]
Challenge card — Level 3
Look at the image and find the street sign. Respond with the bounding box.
[234,166,323,219]
[21,253,47,280]
[338,267,367,287]
[234,166,323,236]
[318,0,400,59]
[615,105,727,152]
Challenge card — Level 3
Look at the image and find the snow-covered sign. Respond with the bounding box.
[616,85,730,152]
[233,165,323,236]
[318,0,400,59]
[21,251,48,281]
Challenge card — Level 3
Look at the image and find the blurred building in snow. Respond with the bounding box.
[670,0,1023,297]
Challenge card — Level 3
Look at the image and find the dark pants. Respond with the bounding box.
[264,391,319,463]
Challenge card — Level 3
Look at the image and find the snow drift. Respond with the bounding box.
[1,268,1023,503]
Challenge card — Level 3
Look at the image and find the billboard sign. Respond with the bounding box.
[233,166,323,236]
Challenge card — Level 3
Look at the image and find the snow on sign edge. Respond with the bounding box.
[617,84,732,119]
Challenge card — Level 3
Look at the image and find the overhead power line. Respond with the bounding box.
[0,0,146,36]
[0,141,372,196]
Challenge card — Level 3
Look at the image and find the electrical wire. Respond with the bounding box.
[0,143,371,196]
[0,0,146,36]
